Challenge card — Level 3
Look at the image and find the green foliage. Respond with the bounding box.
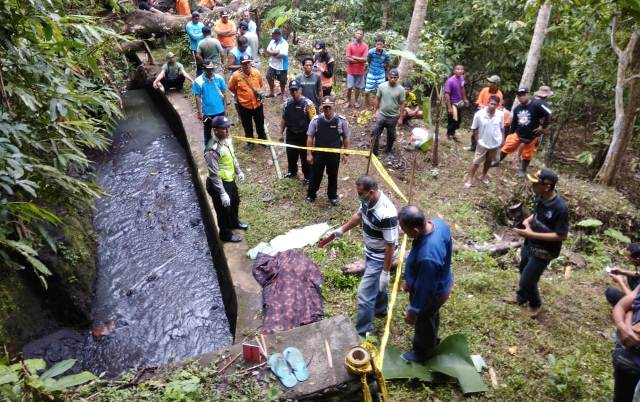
[0,0,125,284]
[0,357,96,401]
[576,218,604,228]
[604,228,631,243]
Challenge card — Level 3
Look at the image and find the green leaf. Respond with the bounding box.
[44,371,96,392]
[382,345,433,381]
[576,218,603,228]
[0,366,19,385]
[10,359,46,375]
[40,359,76,380]
[604,228,631,243]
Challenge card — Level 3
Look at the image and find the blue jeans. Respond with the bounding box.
[355,257,388,336]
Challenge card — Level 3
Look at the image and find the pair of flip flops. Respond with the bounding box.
[268,347,308,388]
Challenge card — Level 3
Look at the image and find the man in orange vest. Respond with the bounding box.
[313,41,335,97]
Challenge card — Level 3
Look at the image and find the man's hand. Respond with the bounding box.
[237,171,245,182]
[401,281,409,292]
[341,153,348,164]
[397,117,403,126]
[306,153,314,165]
[611,274,627,287]
[464,99,470,107]
[279,135,285,142]
[514,226,533,238]
[404,311,417,325]
[447,106,453,114]
[330,227,344,239]
[619,323,640,348]
[220,192,231,207]
[379,270,390,292]
[197,111,204,122]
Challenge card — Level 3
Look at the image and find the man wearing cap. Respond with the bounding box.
[296,56,322,109]
[497,87,553,176]
[306,97,350,206]
[533,85,553,146]
[266,28,289,99]
[193,61,227,147]
[280,80,317,183]
[444,64,470,142]
[507,168,568,318]
[605,243,640,306]
[226,36,252,73]
[372,68,405,157]
[365,36,390,109]
[313,41,335,97]
[196,27,223,76]
[464,95,503,188]
[228,55,266,147]
[345,28,368,109]
[204,116,247,243]
[186,12,204,62]
[214,10,237,56]
[238,21,260,68]
[153,52,194,93]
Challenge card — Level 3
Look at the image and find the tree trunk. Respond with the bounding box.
[381,0,389,30]
[513,0,552,109]
[397,0,429,82]
[596,24,640,185]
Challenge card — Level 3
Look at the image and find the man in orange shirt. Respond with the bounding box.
[469,75,503,152]
[228,55,266,148]
[175,0,190,15]
[214,10,237,56]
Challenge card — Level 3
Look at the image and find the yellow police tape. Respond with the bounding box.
[232,134,410,392]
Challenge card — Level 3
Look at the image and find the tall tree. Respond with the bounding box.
[513,0,552,108]
[382,0,389,29]
[397,0,429,81]
[596,16,640,185]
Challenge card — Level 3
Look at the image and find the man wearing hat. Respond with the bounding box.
[497,87,553,176]
[214,10,237,55]
[153,52,194,93]
[228,54,266,146]
[534,85,554,101]
[506,168,568,318]
[313,40,335,96]
[193,61,226,147]
[186,12,204,62]
[196,27,223,76]
[266,28,289,98]
[372,68,405,157]
[204,116,247,243]
[238,20,260,68]
[306,97,351,206]
[280,80,317,183]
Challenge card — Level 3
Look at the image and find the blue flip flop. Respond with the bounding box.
[283,347,308,382]
[268,353,298,388]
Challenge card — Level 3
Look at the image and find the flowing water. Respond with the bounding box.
[24,90,232,377]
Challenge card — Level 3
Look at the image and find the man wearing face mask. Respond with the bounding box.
[329,175,398,336]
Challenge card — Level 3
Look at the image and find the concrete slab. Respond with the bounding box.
[165,91,262,337]
[195,315,362,400]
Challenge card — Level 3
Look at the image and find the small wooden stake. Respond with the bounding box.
[324,338,333,368]
[218,352,242,374]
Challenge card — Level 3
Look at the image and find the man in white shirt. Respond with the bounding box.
[464,95,503,188]
[266,28,289,99]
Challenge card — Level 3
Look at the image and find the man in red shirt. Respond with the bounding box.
[345,29,368,108]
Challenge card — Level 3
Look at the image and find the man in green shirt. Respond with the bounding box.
[371,68,405,157]
[153,52,194,93]
[196,27,223,76]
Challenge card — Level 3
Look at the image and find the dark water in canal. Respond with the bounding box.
[24,90,232,377]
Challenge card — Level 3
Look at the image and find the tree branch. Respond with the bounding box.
[625,73,640,85]
[610,16,624,58]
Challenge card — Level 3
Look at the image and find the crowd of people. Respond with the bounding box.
[137,6,639,399]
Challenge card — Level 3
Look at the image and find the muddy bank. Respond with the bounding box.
[24,89,232,377]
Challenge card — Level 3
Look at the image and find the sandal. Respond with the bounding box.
[283,347,308,382]
[268,353,298,388]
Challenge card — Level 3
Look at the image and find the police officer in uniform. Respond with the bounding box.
[306,97,350,206]
[204,116,248,242]
[280,79,317,184]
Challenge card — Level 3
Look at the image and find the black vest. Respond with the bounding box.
[315,115,342,149]
[284,98,310,135]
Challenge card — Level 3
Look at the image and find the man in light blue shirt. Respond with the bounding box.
[193,62,227,147]
[241,10,257,33]
[186,11,204,62]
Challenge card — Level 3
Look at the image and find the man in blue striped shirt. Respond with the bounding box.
[365,36,390,108]
[330,175,398,336]
[398,205,453,363]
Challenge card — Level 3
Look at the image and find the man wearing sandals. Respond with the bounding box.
[463,95,503,188]
[330,175,398,336]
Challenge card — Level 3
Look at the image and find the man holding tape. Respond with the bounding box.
[204,116,248,243]
[306,97,350,206]
[398,205,453,363]
[330,175,398,337]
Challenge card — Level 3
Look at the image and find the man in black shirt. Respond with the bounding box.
[280,80,317,184]
[605,243,640,306]
[498,87,552,177]
[507,168,569,318]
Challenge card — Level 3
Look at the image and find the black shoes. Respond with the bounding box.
[284,172,295,179]
[222,234,242,243]
[305,196,316,203]
[330,198,339,207]
[236,223,249,230]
